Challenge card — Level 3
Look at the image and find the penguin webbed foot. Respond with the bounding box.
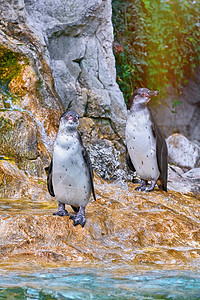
[132,177,140,184]
[130,172,140,184]
[135,179,156,192]
[53,202,69,216]
[135,179,148,191]
[53,210,68,216]
[69,206,86,227]
[145,180,156,192]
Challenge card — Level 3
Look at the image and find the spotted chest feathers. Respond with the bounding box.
[125,110,160,180]
[52,132,91,207]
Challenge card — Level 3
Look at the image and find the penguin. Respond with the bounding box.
[125,88,168,192]
[47,110,96,227]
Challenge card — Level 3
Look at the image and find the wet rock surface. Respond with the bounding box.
[0,175,200,272]
[0,160,51,201]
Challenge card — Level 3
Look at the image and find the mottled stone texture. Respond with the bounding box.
[167,134,200,170]
[150,69,200,143]
[0,176,200,271]
[0,0,127,182]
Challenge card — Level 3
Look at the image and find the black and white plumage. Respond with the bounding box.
[125,88,168,192]
[47,110,96,227]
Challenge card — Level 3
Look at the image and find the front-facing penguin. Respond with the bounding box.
[47,110,96,227]
[125,88,168,192]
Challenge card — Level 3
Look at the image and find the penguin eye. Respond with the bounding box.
[141,92,149,97]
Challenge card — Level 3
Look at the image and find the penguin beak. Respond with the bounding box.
[67,116,74,124]
[67,116,79,123]
[148,90,159,97]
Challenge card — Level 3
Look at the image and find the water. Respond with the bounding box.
[0,268,200,299]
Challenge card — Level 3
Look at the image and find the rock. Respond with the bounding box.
[0,160,51,201]
[168,165,200,196]
[89,140,122,179]
[0,111,39,160]
[183,168,200,180]
[79,117,126,179]
[0,110,52,177]
[150,68,200,143]
[0,0,127,180]
[0,31,63,179]
[166,134,200,170]
[0,94,4,108]
[0,175,200,270]
[25,0,127,174]
[166,134,200,195]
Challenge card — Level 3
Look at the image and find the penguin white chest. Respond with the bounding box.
[52,134,91,207]
[125,111,160,180]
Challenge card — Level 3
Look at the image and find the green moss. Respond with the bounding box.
[0,45,29,87]
[37,78,43,90]
[37,179,46,186]
[0,156,12,161]
[0,46,21,85]
[0,45,29,109]
[0,88,22,110]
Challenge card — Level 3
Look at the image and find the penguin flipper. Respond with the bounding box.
[78,133,96,201]
[82,148,96,201]
[47,160,55,197]
[125,146,136,172]
[151,120,168,192]
[126,147,140,184]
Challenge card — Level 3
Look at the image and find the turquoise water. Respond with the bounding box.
[0,268,200,299]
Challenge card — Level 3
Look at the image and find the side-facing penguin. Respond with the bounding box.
[125,88,168,192]
[47,110,96,227]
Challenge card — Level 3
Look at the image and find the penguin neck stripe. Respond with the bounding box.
[130,102,147,111]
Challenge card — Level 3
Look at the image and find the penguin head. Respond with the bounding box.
[130,88,159,107]
[59,110,80,130]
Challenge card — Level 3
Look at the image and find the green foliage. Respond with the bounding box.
[112,0,200,105]
[171,99,182,113]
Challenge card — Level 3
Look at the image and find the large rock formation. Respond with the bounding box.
[0,1,64,178]
[0,0,127,182]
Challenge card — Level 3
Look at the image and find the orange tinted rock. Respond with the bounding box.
[0,174,199,271]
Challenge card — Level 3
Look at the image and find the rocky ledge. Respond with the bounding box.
[0,174,199,272]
